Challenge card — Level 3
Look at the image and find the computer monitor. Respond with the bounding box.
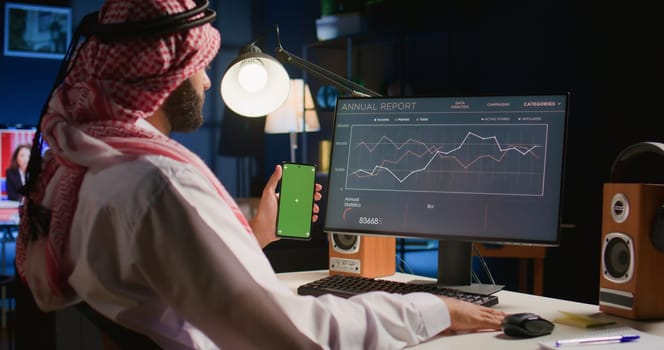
[323,94,568,293]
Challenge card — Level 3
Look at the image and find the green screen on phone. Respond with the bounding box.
[276,162,316,239]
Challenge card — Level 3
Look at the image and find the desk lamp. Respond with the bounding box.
[220,26,380,113]
[220,41,290,118]
[219,26,381,161]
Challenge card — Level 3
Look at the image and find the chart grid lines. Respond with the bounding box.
[345,124,549,196]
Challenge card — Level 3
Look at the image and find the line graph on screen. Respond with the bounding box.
[345,124,549,196]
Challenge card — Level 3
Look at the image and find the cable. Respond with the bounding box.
[471,270,481,284]
[395,254,414,275]
[472,244,497,285]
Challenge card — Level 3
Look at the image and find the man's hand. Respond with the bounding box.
[250,164,323,248]
[442,297,506,333]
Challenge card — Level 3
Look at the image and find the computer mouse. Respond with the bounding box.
[502,312,555,338]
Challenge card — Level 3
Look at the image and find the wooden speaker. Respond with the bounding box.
[600,183,664,319]
[328,233,396,278]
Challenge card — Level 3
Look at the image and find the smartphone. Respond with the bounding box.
[276,162,317,240]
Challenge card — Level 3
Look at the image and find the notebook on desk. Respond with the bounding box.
[539,326,664,350]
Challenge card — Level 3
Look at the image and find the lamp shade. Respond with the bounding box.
[265,79,320,134]
[220,44,290,117]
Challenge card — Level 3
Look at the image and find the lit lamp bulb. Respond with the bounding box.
[220,44,291,117]
[238,58,267,92]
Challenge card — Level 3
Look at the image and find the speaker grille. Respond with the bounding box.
[331,233,359,253]
[602,232,634,283]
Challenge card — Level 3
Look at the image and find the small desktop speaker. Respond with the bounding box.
[599,142,664,320]
[328,233,396,278]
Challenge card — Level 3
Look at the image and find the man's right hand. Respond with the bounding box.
[441,297,505,333]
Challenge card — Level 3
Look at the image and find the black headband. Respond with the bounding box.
[78,0,216,42]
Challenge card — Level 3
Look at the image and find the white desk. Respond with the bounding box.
[277,270,664,349]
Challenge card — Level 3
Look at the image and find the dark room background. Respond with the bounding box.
[1,0,661,307]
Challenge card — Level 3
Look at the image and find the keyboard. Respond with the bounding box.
[297,274,499,307]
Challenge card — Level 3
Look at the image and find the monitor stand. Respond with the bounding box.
[436,240,504,295]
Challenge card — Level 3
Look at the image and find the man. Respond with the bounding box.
[16,1,504,349]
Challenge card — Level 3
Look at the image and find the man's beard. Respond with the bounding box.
[161,79,205,132]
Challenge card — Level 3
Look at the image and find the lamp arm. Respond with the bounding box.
[274,46,381,98]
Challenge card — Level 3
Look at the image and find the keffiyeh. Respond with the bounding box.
[15,0,248,309]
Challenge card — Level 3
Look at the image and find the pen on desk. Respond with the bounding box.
[555,334,640,347]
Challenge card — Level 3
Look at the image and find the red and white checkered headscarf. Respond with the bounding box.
[16,0,250,309]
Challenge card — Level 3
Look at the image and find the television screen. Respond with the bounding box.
[1,127,35,200]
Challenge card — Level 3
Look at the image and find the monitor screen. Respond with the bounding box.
[323,94,569,290]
